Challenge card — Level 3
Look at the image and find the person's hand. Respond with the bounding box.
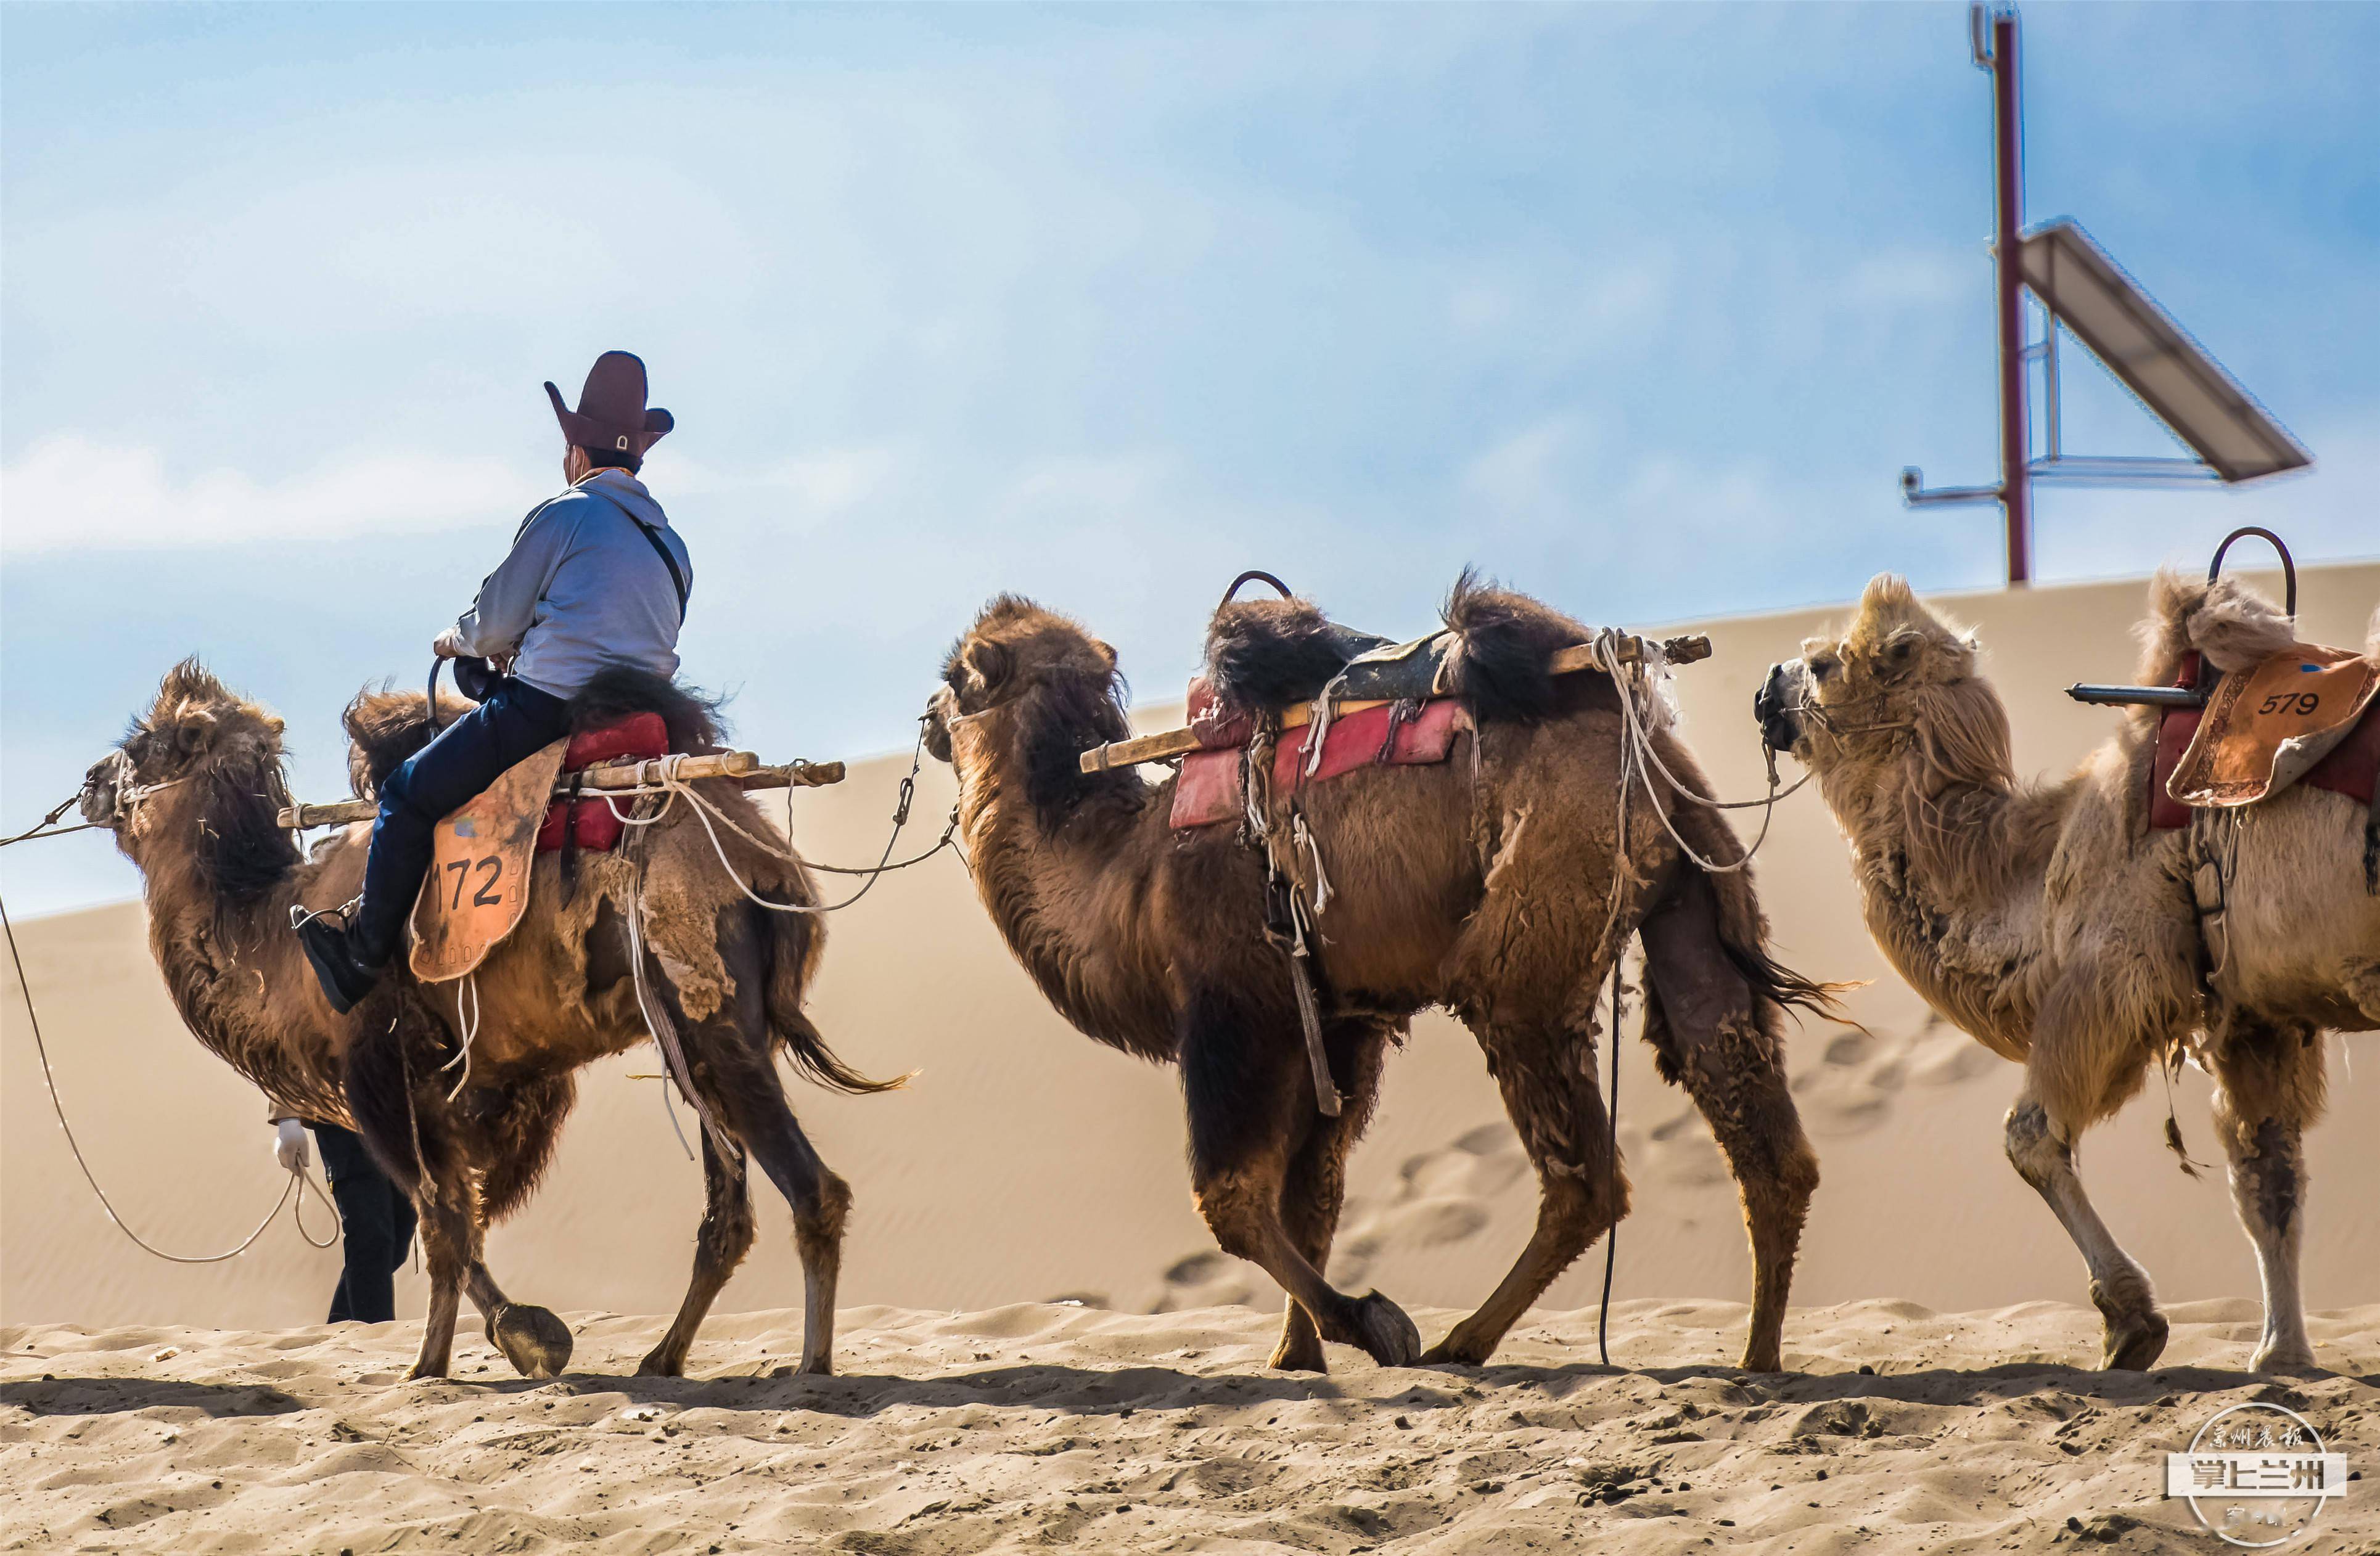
[432,626,469,660]
[274,1117,310,1174]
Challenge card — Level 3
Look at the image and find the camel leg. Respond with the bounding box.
[342,1003,567,1380]
[1423,1011,1622,1367]
[637,1127,757,1377]
[393,1150,568,1380]
[408,1202,467,1380]
[1270,1018,1393,1373]
[1636,874,1820,1373]
[2003,982,2167,1369]
[651,918,850,1377]
[1180,988,1421,1368]
[2208,1018,2328,1375]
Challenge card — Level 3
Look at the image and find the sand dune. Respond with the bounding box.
[7,1299,2377,1553]
[4,565,2377,1550]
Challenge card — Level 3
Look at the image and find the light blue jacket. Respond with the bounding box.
[453,469,693,699]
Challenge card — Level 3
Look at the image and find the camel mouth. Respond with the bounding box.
[77,755,126,827]
[921,690,956,763]
[1755,665,1805,753]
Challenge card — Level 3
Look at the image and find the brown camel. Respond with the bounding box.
[1756,573,2380,1374]
[924,578,1834,1372]
[83,660,891,1382]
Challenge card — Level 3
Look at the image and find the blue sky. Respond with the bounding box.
[4,2,2375,914]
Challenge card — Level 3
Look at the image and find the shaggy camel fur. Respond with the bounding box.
[84,661,889,1382]
[925,580,1834,1372]
[1757,574,2380,1374]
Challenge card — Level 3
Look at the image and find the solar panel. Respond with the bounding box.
[2016,219,2311,483]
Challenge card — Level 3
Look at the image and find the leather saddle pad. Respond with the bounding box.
[1328,631,1458,703]
[1170,690,1468,830]
[2166,644,2380,810]
[409,738,570,983]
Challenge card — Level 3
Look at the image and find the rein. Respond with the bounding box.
[0,798,339,1264]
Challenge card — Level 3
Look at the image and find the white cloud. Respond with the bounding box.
[1461,413,1593,516]
[0,435,547,554]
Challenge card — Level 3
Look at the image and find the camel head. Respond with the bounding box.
[924,596,1130,817]
[83,659,295,867]
[1755,574,2014,794]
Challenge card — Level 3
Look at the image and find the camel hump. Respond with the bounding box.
[1436,568,1602,725]
[1198,570,1606,727]
[343,666,728,800]
[2136,568,2301,684]
[1202,594,1392,715]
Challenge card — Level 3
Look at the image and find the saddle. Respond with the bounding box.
[409,713,681,981]
[2149,648,2380,829]
[535,712,672,854]
[1171,618,1472,831]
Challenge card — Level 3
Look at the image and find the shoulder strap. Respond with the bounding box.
[624,514,689,621]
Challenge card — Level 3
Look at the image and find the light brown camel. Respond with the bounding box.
[924,579,1836,1373]
[1756,573,2380,1374]
[82,660,892,1381]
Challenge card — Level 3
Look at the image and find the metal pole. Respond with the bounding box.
[1991,10,2030,584]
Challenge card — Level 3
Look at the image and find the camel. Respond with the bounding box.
[82,660,892,1382]
[1755,573,2380,1374]
[924,578,1836,1373]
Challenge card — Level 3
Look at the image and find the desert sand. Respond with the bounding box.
[6,1300,2378,1554]
[4,563,2377,1552]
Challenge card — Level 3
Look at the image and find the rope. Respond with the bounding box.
[438,972,481,1102]
[1597,687,1634,1371]
[614,732,959,917]
[1589,629,1805,875]
[3,882,337,1262]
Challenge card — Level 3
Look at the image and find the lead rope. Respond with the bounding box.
[2,882,337,1261]
[1597,660,1637,1370]
[619,819,739,1160]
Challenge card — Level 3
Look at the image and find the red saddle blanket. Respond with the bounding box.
[2150,652,2380,830]
[1170,679,1467,830]
[534,712,671,854]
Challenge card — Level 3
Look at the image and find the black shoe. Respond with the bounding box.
[298,917,386,1015]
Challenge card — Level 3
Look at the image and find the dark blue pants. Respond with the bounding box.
[353,676,571,964]
[311,1121,417,1324]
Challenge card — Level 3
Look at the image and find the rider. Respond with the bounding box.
[299,351,691,1012]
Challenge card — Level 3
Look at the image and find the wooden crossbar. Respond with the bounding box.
[1078,633,1713,774]
[276,752,847,829]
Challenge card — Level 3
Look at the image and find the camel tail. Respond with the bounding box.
[772,1005,913,1095]
[1656,733,1860,1030]
[762,911,910,1095]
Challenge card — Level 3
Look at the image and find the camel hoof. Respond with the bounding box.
[2251,1341,2321,1378]
[1268,1336,1329,1374]
[488,1304,574,1380]
[1418,1330,1491,1368]
[1738,1344,1783,1375]
[1351,1292,1422,1368]
[634,1348,685,1379]
[400,1362,448,1382]
[2099,1309,2169,1372]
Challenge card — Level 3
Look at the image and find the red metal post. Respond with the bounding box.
[1991,10,2030,584]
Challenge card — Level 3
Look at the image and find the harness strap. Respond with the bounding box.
[626,515,690,621]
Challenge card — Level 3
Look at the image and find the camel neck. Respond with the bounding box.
[1834,760,2077,1054]
[951,709,1178,1061]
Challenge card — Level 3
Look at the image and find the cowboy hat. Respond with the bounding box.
[544,350,674,456]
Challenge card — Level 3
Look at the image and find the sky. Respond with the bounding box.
[4,2,2375,915]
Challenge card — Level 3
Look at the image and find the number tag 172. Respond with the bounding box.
[446,855,504,909]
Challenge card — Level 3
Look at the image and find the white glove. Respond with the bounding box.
[432,625,470,660]
[274,1118,310,1174]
